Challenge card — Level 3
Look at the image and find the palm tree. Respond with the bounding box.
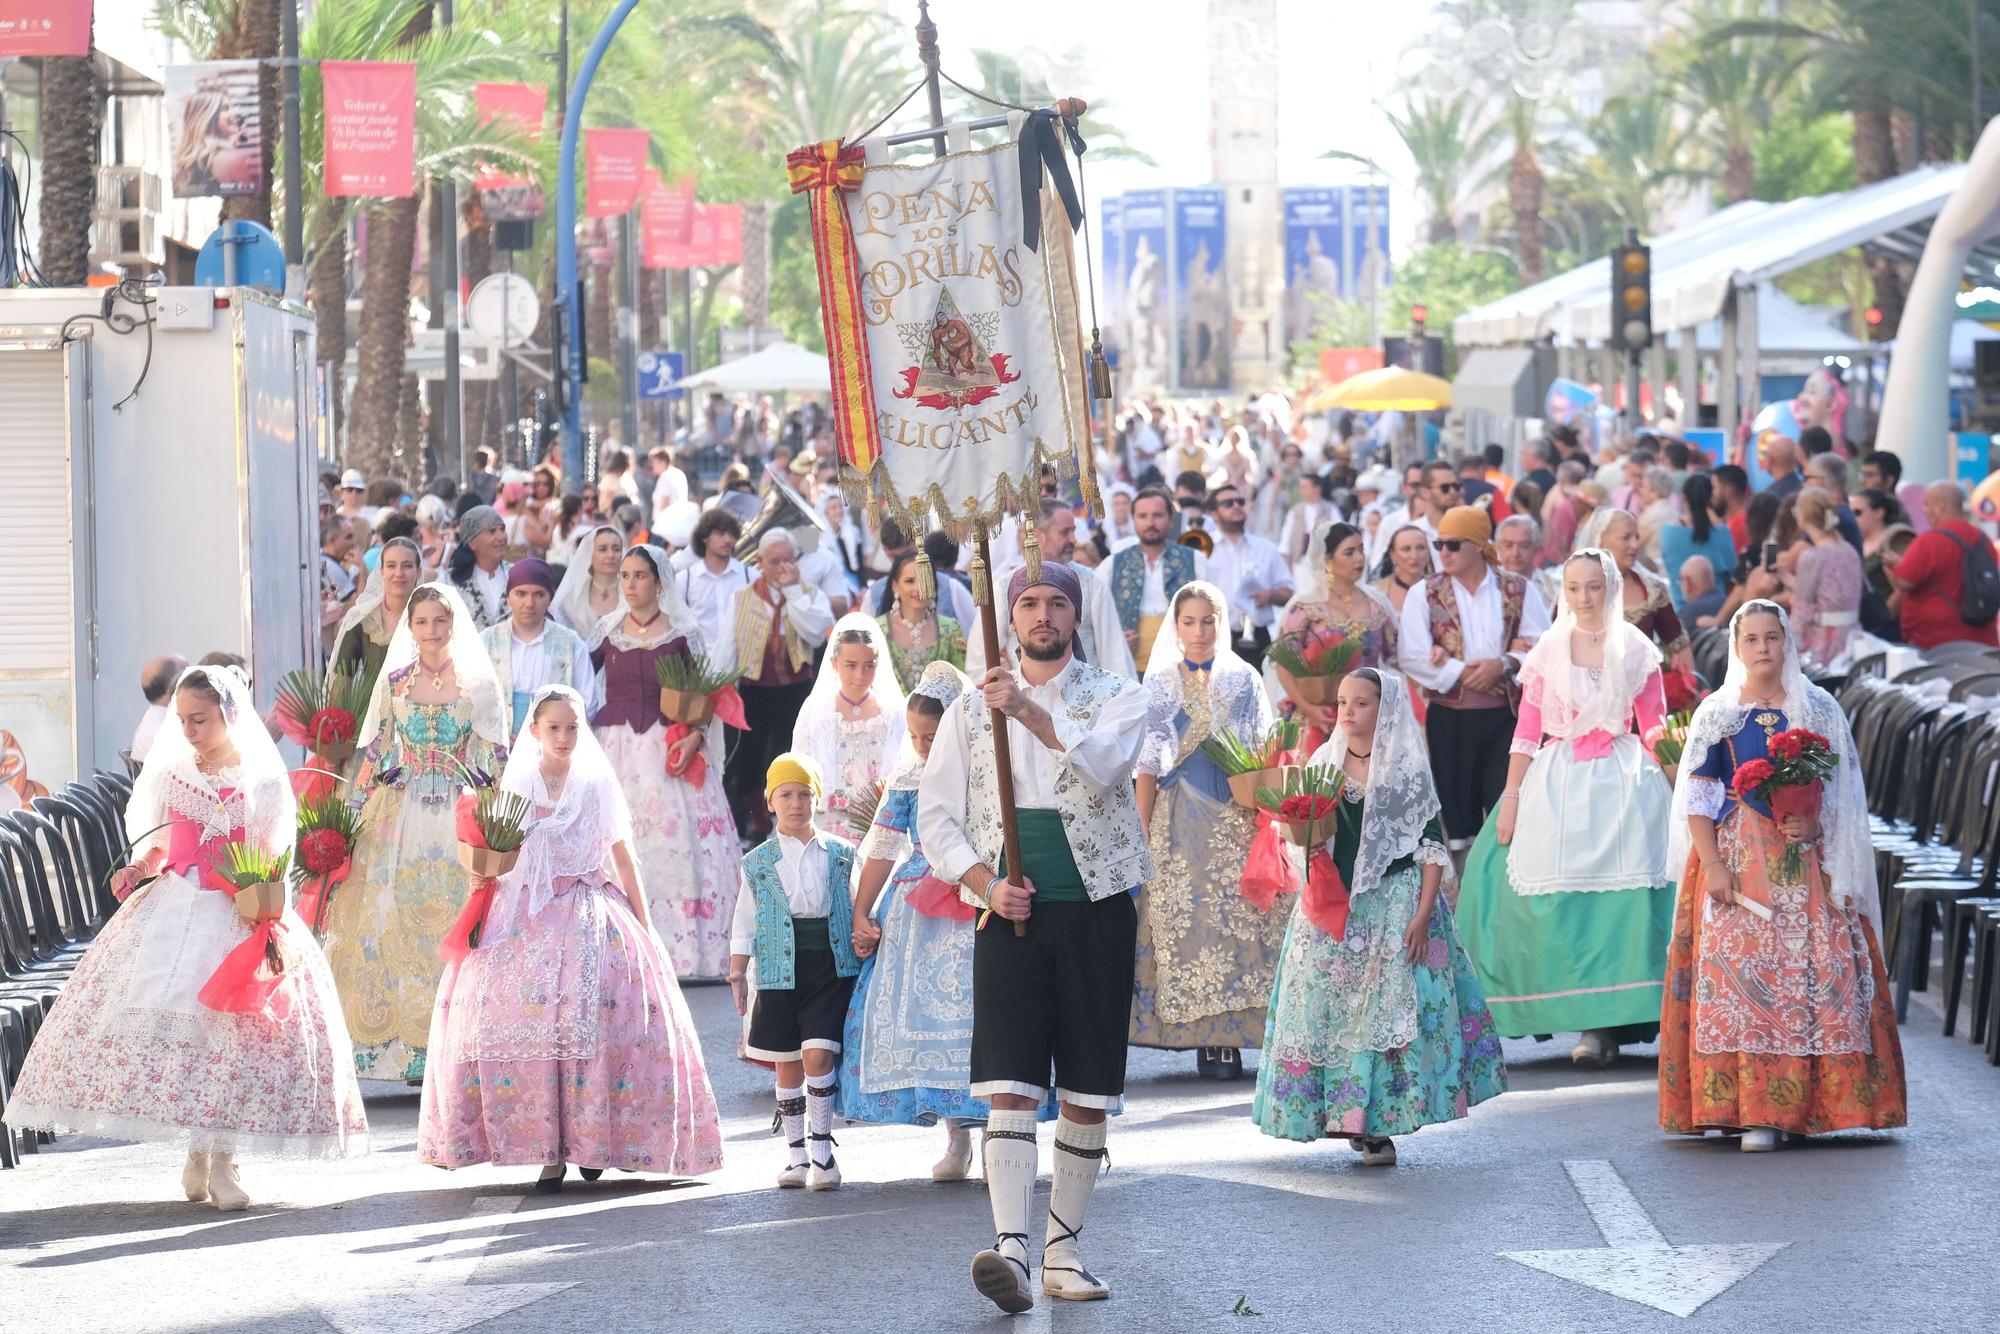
[36,22,103,284]
[152,1,281,225]
[1671,0,1790,203]
[1501,96,1547,286]
[1560,93,1714,235]
[1382,93,1503,243]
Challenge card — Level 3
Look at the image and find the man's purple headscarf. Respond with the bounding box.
[1005,560,1086,662]
[506,557,557,594]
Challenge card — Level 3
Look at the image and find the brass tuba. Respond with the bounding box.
[1178,527,1214,556]
[735,468,833,565]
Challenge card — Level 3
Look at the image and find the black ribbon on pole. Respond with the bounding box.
[1017,108,1085,253]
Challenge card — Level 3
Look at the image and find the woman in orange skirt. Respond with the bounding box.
[1658,599,1905,1151]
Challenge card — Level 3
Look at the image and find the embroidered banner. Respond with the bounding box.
[164,61,263,199]
[792,114,1093,536]
[322,61,416,198]
[584,128,650,217]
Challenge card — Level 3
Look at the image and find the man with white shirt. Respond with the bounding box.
[672,509,752,651]
[130,655,186,765]
[1096,487,1205,671]
[480,559,595,736]
[719,528,837,839]
[1397,506,1551,854]
[448,505,512,630]
[1202,482,1292,670]
[918,562,1151,1314]
[648,446,690,530]
[975,503,1135,679]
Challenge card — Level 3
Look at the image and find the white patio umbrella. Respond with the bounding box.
[674,340,831,394]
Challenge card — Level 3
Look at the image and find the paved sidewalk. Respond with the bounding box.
[1,980,1994,1333]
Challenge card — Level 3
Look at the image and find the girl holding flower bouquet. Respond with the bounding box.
[1456,548,1677,1069]
[1660,600,1905,1151]
[588,545,743,980]
[419,685,723,1192]
[1254,668,1505,1164]
[5,667,367,1209]
[1131,582,1290,1078]
[326,583,510,1082]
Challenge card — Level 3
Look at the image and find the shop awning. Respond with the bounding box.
[1451,347,1547,417]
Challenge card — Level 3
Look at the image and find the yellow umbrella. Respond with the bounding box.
[1310,366,1453,413]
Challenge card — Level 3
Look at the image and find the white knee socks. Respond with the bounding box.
[805,1076,838,1167]
[776,1084,807,1168]
[1045,1114,1107,1272]
[982,1109,1040,1271]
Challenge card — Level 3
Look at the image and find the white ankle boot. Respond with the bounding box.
[206,1153,249,1211]
[181,1152,209,1202]
[932,1126,974,1182]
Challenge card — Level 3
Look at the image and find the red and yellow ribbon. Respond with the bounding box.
[786,139,880,476]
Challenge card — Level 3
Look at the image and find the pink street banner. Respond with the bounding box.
[640,172,692,268]
[322,61,416,198]
[164,62,263,199]
[703,203,744,266]
[584,128,650,218]
[473,82,545,191]
[0,1,92,57]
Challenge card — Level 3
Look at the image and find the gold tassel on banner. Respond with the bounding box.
[1021,527,1043,584]
[1088,331,1113,402]
[915,542,936,603]
[969,524,992,608]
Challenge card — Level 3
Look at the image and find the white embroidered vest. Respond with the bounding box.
[960,660,1153,902]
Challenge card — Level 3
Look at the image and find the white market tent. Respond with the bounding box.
[674,340,831,394]
[1692,286,1864,355]
[1453,163,2000,430]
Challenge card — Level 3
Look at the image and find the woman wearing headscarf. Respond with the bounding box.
[1456,549,1676,1069]
[449,505,513,630]
[1273,520,1398,756]
[789,612,907,836]
[1577,507,1690,669]
[1130,582,1290,1079]
[419,685,722,1193]
[551,524,627,638]
[333,535,422,687]
[1253,668,1505,1163]
[3,666,368,1208]
[1658,600,1905,1152]
[588,545,743,980]
[324,583,511,1082]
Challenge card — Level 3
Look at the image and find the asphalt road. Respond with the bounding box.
[1,980,1993,1334]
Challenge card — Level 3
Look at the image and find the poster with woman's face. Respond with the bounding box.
[164,61,263,199]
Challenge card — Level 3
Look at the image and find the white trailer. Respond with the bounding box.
[0,285,320,799]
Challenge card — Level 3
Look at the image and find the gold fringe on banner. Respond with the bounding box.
[1021,528,1042,585]
[914,546,936,603]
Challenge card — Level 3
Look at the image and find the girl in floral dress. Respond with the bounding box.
[420,686,723,1191]
[1254,667,1506,1164]
[1271,521,1397,756]
[5,667,367,1208]
[588,545,742,980]
[326,583,510,1082]
[1659,600,1905,1151]
[838,663,991,1180]
[790,612,905,838]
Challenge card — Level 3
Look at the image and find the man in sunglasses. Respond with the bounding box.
[1203,483,1292,671]
[1396,505,1552,862]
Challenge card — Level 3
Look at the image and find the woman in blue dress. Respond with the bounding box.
[1254,667,1506,1165]
[838,662,988,1181]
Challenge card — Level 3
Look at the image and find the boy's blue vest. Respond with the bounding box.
[742,832,859,987]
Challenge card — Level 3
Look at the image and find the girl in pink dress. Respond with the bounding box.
[3,666,367,1209]
[419,684,723,1192]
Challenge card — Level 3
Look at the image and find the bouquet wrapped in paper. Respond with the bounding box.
[1241,764,1354,936]
[1642,710,1694,784]
[656,653,748,786]
[294,792,361,935]
[196,842,293,1017]
[274,667,373,762]
[443,776,533,962]
[1731,728,1840,886]
[1199,718,1303,809]
[1266,631,1361,706]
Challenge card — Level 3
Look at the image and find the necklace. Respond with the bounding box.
[1576,625,1607,641]
[627,608,662,636]
[837,690,869,716]
[417,656,450,691]
[892,602,930,634]
[1347,746,1372,760]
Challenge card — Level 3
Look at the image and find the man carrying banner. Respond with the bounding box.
[974,503,1136,679]
[918,563,1152,1314]
[1097,486,1205,670]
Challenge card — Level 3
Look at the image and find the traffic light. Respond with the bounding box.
[1411,303,1428,337]
[1610,230,1652,352]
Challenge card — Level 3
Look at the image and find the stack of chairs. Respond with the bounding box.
[1840,643,2000,1064]
[0,771,131,1166]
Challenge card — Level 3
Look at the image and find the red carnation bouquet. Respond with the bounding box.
[1241,765,1352,937]
[293,792,361,935]
[1266,630,1361,706]
[1661,667,1706,715]
[275,667,374,768]
[1731,728,1839,882]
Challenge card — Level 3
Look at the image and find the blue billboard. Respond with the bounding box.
[1117,189,1171,393]
[1343,183,1392,302]
[1170,186,1228,393]
[1098,195,1125,361]
[1282,186,1343,347]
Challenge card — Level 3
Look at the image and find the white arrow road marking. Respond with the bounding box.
[1499,1160,1789,1319]
[315,1194,575,1334]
